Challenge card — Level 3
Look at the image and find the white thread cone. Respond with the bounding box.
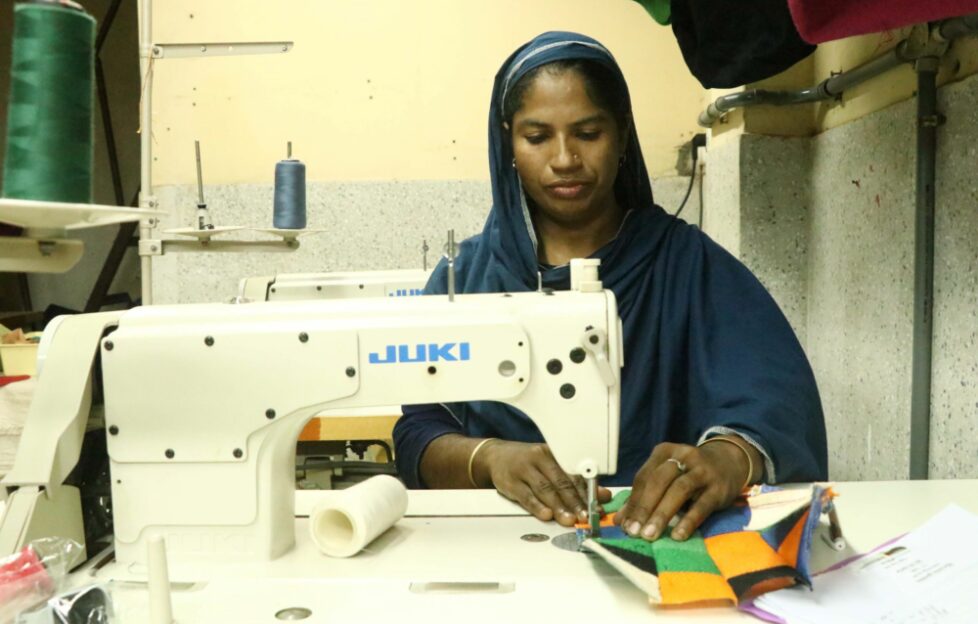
[309,475,408,558]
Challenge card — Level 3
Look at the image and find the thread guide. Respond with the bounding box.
[154,138,322,253]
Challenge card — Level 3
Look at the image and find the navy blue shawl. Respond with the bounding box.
[393,31,827,487]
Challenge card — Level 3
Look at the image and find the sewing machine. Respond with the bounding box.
[4,268,978,623]
[238,269,431,302]
[0,259,621,568]
[236,269,434,487]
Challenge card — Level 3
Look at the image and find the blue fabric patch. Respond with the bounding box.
[699,503,751,538]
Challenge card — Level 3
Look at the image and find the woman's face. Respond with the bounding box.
[510,68,626,228]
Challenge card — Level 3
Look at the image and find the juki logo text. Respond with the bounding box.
[369,343,471,364]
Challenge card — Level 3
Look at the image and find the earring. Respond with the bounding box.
[512,158,517,169]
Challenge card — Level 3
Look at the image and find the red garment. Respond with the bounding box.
[788,0,978,44]
[0,375,30,388]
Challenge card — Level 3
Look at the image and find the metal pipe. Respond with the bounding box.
[909,57,940,480]
[937,12,978,41]
[698,13,978,128]
[698,45,908,127]
[821,41,911,97]
[698,87,823,127]
[137,0,154,305]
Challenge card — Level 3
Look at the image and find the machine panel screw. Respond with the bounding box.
[346,367,356,377]
[104,340,114,351]
[266,408,276,420]
[299,332,309,343]
[233,448,243,458]
[559,384,576,399]
[205,336,215,346]
[569,348,586,363]
[427,366,437,375]
[546,359,563,375]
[165,449,175,459]
[109,425,119,435]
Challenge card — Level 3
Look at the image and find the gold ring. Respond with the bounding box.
[666,457,687,474]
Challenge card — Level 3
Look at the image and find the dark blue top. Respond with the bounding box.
[393,31,827,488]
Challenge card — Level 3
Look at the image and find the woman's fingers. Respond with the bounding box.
[531,448,588,525]
[488,442,593,526]
[671,488,724,541]
[615,441,752,542]
[501,478,554,522]
[639,470,705,540]
[617,443,687,534]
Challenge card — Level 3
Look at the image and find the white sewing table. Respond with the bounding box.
[52,479,978,622]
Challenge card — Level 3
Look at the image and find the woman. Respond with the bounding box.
[393,31,827,543]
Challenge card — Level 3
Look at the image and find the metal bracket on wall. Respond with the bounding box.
[138,237,301,257]
[150,41,293,59]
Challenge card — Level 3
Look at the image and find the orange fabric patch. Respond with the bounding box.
[658,571,737,605]
[776,509,809,566]
[704,531,786,580]
[574,511,618,530]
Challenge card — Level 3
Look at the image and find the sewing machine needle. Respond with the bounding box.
[587,477,601,538]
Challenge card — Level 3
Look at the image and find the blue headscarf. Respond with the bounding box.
[398,31,827,486]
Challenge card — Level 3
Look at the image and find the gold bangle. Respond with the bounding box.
[698,436,754,492]
[467,438,496,488]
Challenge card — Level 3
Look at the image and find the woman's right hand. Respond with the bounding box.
[478,440,612,527]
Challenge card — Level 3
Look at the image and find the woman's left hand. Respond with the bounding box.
[614,439,760,542]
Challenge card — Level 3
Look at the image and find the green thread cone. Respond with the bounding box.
[2,1,96,203]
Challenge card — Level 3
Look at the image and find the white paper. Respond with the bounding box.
[309,475,408,558]
[755,504,978,624]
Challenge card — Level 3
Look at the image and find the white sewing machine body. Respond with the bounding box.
[0,264,621,570]
[239,269,431,302]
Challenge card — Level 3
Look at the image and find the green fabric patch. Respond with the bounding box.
[604,489,632,513]
[598,533,720,575]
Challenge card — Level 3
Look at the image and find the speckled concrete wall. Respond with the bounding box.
[808,99,917,482]
[703,72,978,482]
[739,136,812,347]
[930,74,978,479]
[149,175,697,304]
[810,73,978,481]
[702,137,742,259]
[702,135,811,346]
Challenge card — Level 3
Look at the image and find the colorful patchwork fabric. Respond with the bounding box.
[579,484,835,606]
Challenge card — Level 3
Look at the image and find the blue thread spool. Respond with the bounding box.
[273,143,306,229]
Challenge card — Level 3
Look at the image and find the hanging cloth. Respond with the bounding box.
[671,0,816,88]
[788,0,978,44]
[633,0,672,25]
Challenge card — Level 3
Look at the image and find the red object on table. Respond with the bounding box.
[0,545,53,606]
[0,375,30,388]
[788,0,978,43]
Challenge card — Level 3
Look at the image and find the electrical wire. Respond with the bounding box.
[673,151,698,219]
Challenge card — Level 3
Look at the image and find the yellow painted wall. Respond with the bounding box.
[150,0,706,186]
